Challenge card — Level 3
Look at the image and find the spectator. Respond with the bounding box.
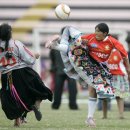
[50,49,78,110]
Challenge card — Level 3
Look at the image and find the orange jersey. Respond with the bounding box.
[81,34,128,63]
[107,49,126,75]
[81,34,128,75]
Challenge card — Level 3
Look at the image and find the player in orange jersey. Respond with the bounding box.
[81,23,130,126]
[45,23,130,127]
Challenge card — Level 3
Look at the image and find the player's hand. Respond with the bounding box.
[35,53,40,59]
[45,35,60,49]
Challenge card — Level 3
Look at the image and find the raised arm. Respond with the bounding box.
[45,26,82,54]
[45,34,68,53]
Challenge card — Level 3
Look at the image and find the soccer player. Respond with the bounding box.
[0,23,53,127]
[45,23,130,127]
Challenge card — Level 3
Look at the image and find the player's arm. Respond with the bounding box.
[15,40,36,65]
[45,34,68,53]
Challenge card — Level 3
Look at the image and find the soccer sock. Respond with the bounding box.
[87,97,97,118]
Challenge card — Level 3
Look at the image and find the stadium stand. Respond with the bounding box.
[0,0,130,44]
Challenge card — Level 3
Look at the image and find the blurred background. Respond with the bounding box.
[0,0,130,99]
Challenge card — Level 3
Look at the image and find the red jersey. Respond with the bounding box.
[81,34,127,63]
[107,49,127,75]
[81,34,128,75]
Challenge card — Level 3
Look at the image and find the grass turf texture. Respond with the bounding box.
[0,102,130,130]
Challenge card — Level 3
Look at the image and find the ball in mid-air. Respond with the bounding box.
[55,4,71,19]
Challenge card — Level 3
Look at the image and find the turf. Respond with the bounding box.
[0,102,130,130]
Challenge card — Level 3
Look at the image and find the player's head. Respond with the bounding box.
[0,23,12,42]
[95,23,109,41]
[0,23,12,58]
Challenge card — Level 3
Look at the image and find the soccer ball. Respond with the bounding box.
[55,4,71,19]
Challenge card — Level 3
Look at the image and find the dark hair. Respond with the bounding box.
[0,23,12,58]
[126,33,130,43]
[95,23,109,34]
[60,27,66,35]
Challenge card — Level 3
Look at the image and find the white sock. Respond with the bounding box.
[87,97,97,118]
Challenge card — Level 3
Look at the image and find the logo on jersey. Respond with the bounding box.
[105,45,110,50]
[91,43,97,48]
[113,56,118,61]
[92,52,109,59]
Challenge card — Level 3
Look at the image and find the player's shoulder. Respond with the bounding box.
[108,35,118,42]
[14,40,24,45]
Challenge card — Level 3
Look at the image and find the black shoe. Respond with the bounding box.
[32,105,42,121]
[70,106,79,110]
[69,104,79,110]
[51,105,59,110]
[51,103,60,110]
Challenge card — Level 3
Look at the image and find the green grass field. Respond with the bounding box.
[0,101,130,130]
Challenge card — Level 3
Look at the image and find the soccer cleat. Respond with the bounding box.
[85,117,96,127]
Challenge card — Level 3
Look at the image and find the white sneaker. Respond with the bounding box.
[85,117,96,127]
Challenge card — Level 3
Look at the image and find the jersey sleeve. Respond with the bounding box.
[15,40,36,65]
